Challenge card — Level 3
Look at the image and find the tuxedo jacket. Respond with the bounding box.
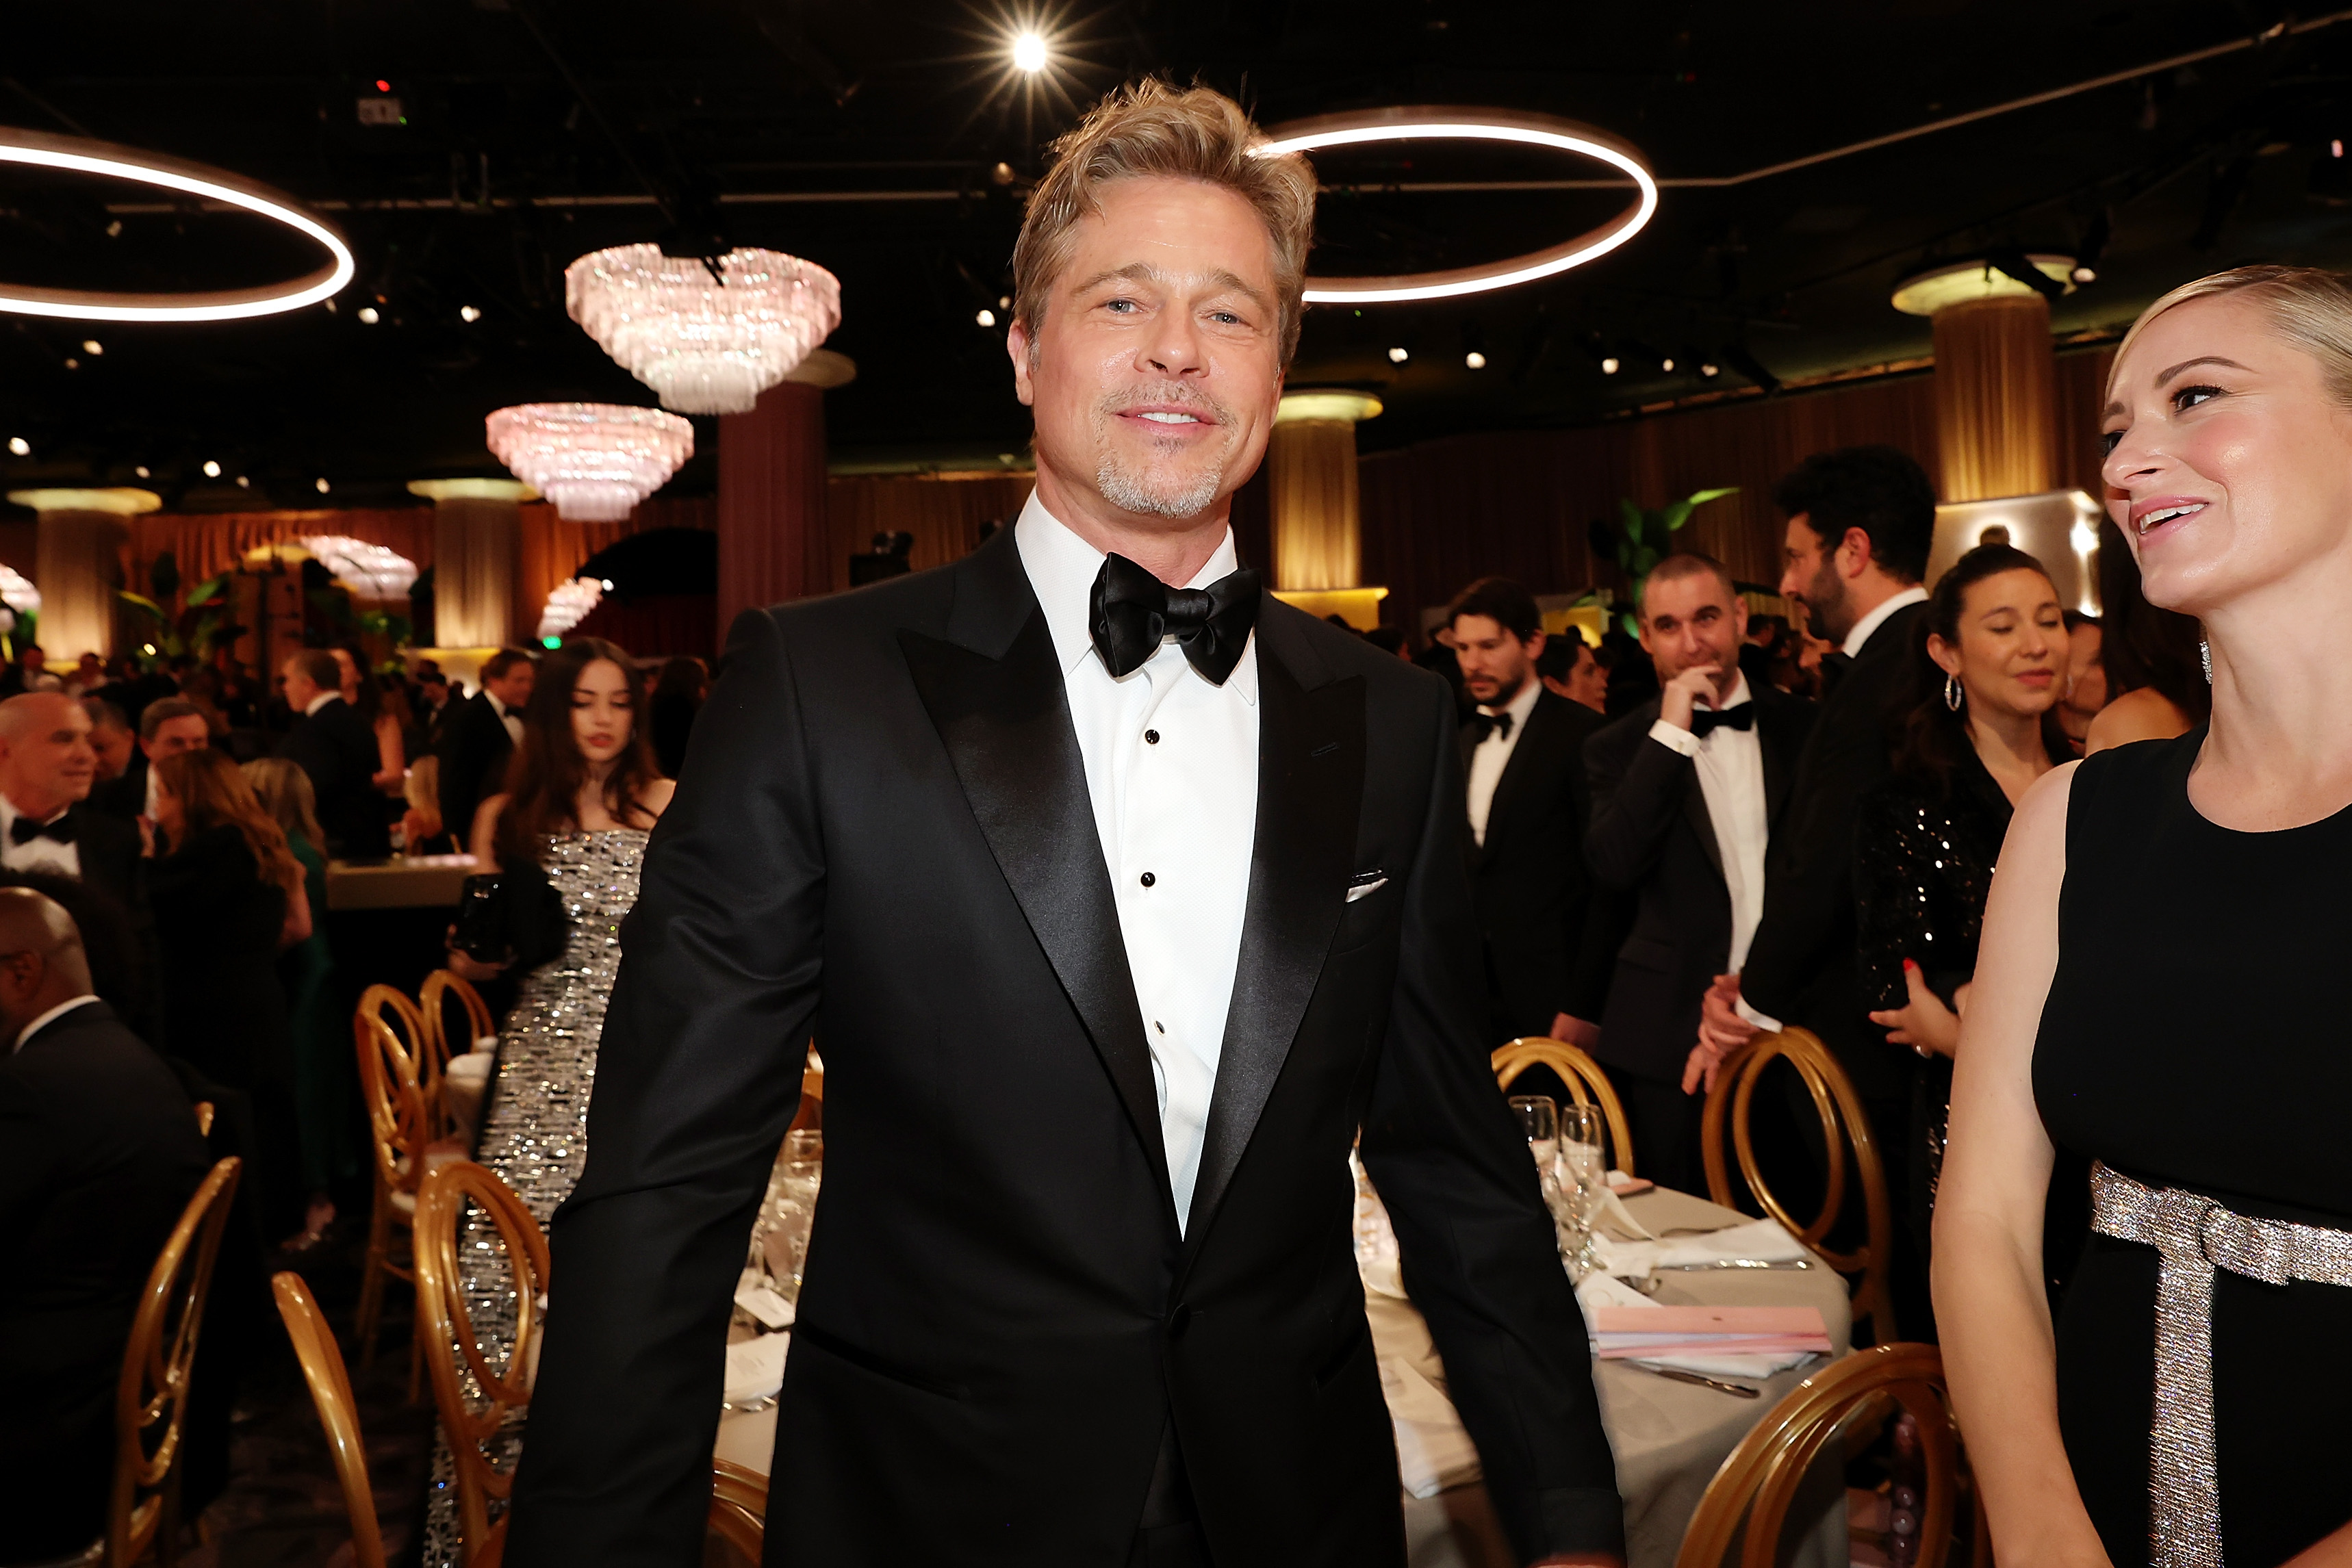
[1457,689,1611,1036]
[1739,602,1928,1103]
[279,697,390,858]
[90,756,145,823]
[507,529,1622,1568]
[435,692,515,851]
[0,1000,209,1560]
[1581,689,1815,1085]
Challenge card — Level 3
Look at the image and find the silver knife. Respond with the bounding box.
[1634,1363,1761,1398]
[1654,1257,1815,1270]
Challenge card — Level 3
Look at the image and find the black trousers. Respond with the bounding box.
[1618,1070,1708,1196]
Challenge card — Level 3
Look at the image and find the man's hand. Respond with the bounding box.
[1867,959,1960,1058]
[1550,1012,1600,1049]
[1698,971,1756,1057]
[1658,663,1722,733]
[1682,1038,1724,1096]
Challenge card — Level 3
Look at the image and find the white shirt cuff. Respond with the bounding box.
[1647,719,1700,758]
[1735,997,1783,1034]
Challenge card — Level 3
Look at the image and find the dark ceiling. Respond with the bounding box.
[7,0,2352,514]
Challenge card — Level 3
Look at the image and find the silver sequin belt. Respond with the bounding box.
[2088,1161,2352,1567]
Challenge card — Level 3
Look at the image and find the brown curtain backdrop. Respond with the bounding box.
[822,473,1034,594]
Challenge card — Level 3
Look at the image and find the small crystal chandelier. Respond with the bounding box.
[300,535,418,599]
[565,245,841,415]
[485,403,694,522]
[537,577,604,643]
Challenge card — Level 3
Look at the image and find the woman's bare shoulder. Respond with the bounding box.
[639,777,677,819]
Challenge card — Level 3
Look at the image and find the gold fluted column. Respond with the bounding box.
[1266,391,1388,629]
[407,478,537,649]
[5,487,160,660]
[1932,294,2057,502]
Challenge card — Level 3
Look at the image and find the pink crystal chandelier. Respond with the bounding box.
[484,403,693,522]
[300,535,418,600]
[564,244,841,415]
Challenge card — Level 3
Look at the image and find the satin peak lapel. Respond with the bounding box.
[1184,629,1365,1250]
[899,605,1174,1208]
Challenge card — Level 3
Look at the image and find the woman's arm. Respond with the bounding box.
[372,713,405,791]
[469,794,505,870]
[1932,760,2108,1567]
[280,877,312,949]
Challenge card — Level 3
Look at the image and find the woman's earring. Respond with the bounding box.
[2200,639,2213,684]
[1945,672,1965,712]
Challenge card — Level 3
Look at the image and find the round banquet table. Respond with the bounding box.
[715,1183,1852,1568]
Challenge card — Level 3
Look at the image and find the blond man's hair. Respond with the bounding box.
[1012,79,1317,365]
[2113,264,2352,409]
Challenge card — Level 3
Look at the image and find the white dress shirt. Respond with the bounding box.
[12,993,100,1054]
[1464,676,1542,847]
[1648,673,1769,973]
[304,690,339,718]
[1017,493,1259,1231]
[0,793,80,879]
[1841,585,1928,660]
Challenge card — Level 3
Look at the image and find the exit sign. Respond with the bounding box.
[357,97,402,126]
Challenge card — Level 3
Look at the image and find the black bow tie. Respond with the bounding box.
[1088,553,1261,685]
[1689,702,1754,738]
[12,811,73,846]
[1470,709,1515,742]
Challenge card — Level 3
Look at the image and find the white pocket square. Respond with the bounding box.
[1345,876,1388,903]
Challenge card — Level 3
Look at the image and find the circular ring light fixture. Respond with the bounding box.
[0,127,355,322]
[1251,107,1657,304]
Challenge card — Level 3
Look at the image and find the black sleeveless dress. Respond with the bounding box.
[2035,730,2352,1565]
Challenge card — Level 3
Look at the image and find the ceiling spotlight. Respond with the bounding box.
[1700,361,1720,378]
[2071,265,2098,284]
[62,357,78,370]
[1388,346,1409,363]
[975,308,997,328]
[6,437,27,457]
[134,465,150,478]
[459,304,481,322]
[202,460,221,478]
[2336,138,2345,159]
[235,475,251,489]
[81,339,101,355]
[357,306,380,324]
[315,476,331,494]
[1600,356,1620,374]
[1464,350,1487,369]
[990,162,1017,187]
[1661,357,1676,372]
[1012,31,1049,73]
[105,219,121,237]
[998,295,1012,309]
[602,578,615,591]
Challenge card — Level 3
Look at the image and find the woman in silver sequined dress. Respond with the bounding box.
[446,637,674,1223]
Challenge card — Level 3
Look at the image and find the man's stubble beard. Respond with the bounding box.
[1090,388,1237,521]
[1804,561,1854,647]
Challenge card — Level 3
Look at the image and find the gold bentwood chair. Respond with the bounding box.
[413,1161,769,1565]
[418,970,495,1124]
[1700,1027,1895,1342]
[1492,1038,1636,1178]
[1674,1342,1985,1568]
[190,1101,213,1138]
[413,1160,548,1565]
[354,1005,465,1379]
[359,982,436,1127]
[270,1272,407,1568]
[99,1155,242,1568]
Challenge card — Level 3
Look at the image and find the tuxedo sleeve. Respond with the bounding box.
[507,608,823,1568]
[1359,682,1625,1563]
[1583,728,1692,892]
[1739,696,1876,1023]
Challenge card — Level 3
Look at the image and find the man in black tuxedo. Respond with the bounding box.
[277,649,390,859]
[90,697,209,828]
[1583,556,1815,1193]
[434,649,534,852]
[0,887,209,1563]
[510,81,1622,1568]
[1448,576,1611,1046]
[1700,448,1934,1242]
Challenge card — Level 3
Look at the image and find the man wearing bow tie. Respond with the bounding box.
[1581,556,1814,1194]
[1449,578,1611,1050]
[513,79,1622,1568]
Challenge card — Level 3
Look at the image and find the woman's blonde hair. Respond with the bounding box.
[1012,79,1318,365]
[242,756,326,856]
[2112,264,2352,409]
[160,749,306,901]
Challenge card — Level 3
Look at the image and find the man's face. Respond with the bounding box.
[1779,515,1854,647]
[89,723,133,781]
[142,714,209,763]
[1452,614,1542,707]
[487,662,535,711]
[0,696,97,804]
[1562,641,1609,712]
[422,677,448,708]
[76,654,103,680]
[1639,570,1748,696]
[1008,177,1285,529]
[281,658,320,710]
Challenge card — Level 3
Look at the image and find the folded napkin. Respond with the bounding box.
[722,1331,790,1408]
[1575,1270,1828,1379]
[1590,1216,1809,1281]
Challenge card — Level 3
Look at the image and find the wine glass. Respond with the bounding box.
[1555,1102,1608,1276]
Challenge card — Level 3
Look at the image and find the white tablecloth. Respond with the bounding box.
[715,1184,1851,1567]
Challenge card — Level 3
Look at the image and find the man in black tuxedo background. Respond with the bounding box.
[511,80,1622,1568]
[1582,555,1815,1194]
[1448,576,1611,1048]
[277,649,390,859]
[435,648,534,851]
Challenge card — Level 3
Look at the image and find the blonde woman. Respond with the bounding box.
[246,756,348,1239]
[1937,266,2352,1565]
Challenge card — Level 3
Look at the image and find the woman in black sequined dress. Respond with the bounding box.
[1854,544,2069,1278]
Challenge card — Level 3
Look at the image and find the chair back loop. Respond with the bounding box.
[271,1272,389,1568]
